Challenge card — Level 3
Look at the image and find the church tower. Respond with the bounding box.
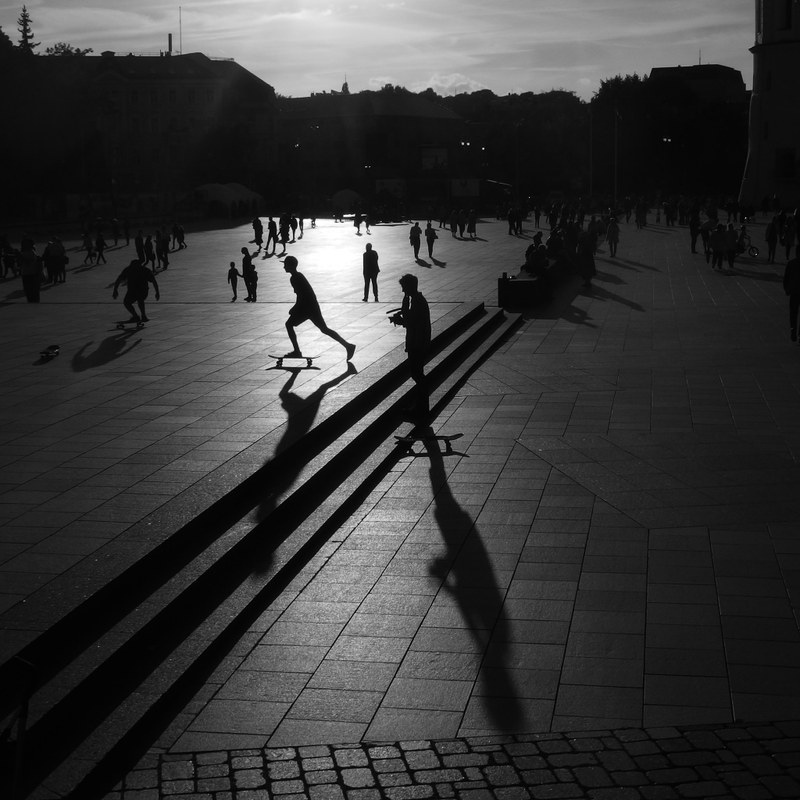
[739,0,800,209]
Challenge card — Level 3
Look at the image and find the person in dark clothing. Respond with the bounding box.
[390,273,431,419]
[18,242,41,302]
[425,222,438,258]
[113,259,160,322]
[241,247,256,301]
[265,216,278,255]
[135,229,145,262]
[283,255,356,360]
[227,261,242,301]
[409,221,422,259]
[362,243,379,302]
[783,256,800,342]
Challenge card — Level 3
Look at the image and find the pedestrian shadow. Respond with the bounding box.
[729,266,782,282]
[71,330,142,371]
[253,362,357,563]
[431,258,447,268]
[593,270,626,285]
[423,432,523,732]
[415,258,432,268]
[582,283,645,312]
[612,257,660,272]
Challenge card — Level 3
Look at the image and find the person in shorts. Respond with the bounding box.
[282,255,356,360]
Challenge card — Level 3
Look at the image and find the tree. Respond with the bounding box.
[17,5,39,54]
[45,42,93,56]
[0,25,15,55]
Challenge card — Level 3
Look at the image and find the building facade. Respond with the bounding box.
[739,0,800,209]
[1,51,279,222]
[276,89,465,217]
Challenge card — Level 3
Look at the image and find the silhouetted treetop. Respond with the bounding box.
[16,5,38,54]
[45,41,93,56]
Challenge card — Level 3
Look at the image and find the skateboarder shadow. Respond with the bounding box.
[424,434,523,732]
[252,362,357,571]
[71,330,142,371]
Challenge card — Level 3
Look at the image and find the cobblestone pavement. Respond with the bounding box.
[114,721,800,799]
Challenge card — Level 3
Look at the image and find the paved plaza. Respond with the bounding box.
[2,212,800,798]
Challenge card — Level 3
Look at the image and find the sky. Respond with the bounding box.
[1,0,755,99]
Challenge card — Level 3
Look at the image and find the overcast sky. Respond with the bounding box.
[1,0,755,99]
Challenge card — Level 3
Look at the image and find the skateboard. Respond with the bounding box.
[268,353,318,369]
[39,344,60,359]
[394,431,463,455]
[115,319,145,330]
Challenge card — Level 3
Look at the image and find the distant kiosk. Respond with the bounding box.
[740,0,800,211]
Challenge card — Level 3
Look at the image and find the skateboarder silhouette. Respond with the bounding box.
[112,258,160,323]
[282,255,356,360]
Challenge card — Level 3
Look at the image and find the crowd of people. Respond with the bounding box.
[5,200,800,344]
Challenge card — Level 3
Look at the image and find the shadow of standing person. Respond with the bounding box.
[422,431,523,732]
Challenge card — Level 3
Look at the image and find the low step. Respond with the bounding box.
[5,306,522,800]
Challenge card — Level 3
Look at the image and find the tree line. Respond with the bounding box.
[0,4,92,57]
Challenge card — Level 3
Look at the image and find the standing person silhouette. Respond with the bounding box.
[282,255,356,360]
[362,242,380,302]
[113,258,160,322]
[606,216,620,257]
[424,222,438,259]
[227,261,242,302]
[391,273,431,419]
[241,247,256,301]
[409,221,422,260]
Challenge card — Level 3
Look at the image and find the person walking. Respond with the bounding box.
[112,258,160,322]
[282,255,356,360]
[82,232,95,264]
[766,215,779,264]
[689,208,701,254]
[251,217,264,250]
[18,241,42,302]
[390,273,431,419]
[135,229,145,263]
[409,221,422,260]
[265,216,278,255]
[466,209,477,240]
[362,242,379,302]
[143,234,156,268]
[710,223,727,271]
[95,231,108,264]
[424,222,438,259]
[606,216,620,257]
[784,254,800,342]
[784,212,797,261]
[700,217,715,263]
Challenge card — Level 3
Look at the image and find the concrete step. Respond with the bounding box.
[3,304,522,800]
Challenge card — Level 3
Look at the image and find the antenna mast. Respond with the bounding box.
[179,6,182,54]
